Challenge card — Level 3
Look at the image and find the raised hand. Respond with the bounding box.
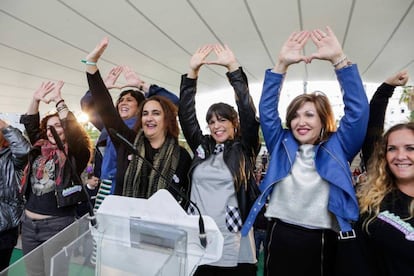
[208,44,239,72]
[0,118,9,130]
[104,66,123,89]
[122,65,143,88]
[188,45,213,78]
[33,81,55,103]
[85,37,109,64]
[309,26,343,64]
[385,70,409,87]
[273,30,310,73]
[48,80,65,103]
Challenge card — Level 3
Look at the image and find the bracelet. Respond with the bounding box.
[56,104,68,113]
[81,59,97,66]
[55,99,65,107]
[333,55,347,67]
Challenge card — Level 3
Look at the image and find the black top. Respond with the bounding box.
[357,190,414,276]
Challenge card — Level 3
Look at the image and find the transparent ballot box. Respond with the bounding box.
[57,215,188,276]
[0,215,92,276]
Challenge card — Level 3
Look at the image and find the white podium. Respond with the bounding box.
[92,189,223,275]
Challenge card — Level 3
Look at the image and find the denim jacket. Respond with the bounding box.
[241,64,369,235]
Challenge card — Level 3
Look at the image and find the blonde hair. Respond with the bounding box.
[357,123,414,231]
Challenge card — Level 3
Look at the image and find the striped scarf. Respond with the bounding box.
[123,130,180,198]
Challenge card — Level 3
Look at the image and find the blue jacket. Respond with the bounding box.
[105,116,137,194]
[241,64,369,236]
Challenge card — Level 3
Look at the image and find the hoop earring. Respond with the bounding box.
[319,128,325,139]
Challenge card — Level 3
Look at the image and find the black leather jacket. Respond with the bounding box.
[20,112,90,214]
[178,67,260,221]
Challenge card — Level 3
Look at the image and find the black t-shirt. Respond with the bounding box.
[359,189,414,276]
[25,155,75,217]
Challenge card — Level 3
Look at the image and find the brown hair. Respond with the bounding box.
[39,113,60,139]
[134,95,179,139]
[285,91,336,143]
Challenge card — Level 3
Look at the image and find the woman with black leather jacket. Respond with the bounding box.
[179,44,260,276]
[19,81,91,276]
[0,119,30,272]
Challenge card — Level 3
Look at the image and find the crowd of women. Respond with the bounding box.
[0,26,412,276]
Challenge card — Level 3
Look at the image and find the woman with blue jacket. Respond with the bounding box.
[241,27,369,276]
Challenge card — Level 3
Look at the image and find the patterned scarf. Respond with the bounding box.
[22,139,67,189]
[123,130,180,198]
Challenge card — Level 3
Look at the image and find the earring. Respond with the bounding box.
[319,128,325,139]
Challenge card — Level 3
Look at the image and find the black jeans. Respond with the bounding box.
[0,226,19,273]
[265,218,337,276]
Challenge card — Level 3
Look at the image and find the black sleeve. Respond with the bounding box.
[361,83,395,168]
[86,71,137,146]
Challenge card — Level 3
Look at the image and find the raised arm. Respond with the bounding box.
[260,31,310,150]
[83,38,134,142]
[208,44,240,72]
[309,26,349,69]
[22,81,56,144]
[26,81,55,115]
[362,70,409,167]
[271,30,310,74]
[47,81,68,120]
[122,65,179,105]
[178,45,214,150]
[210,44,259,154]
[0,119,30,170]
[187,44,213,79]
[48,81,91,173]
[80,66,123,131]
[309,26,369,160]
